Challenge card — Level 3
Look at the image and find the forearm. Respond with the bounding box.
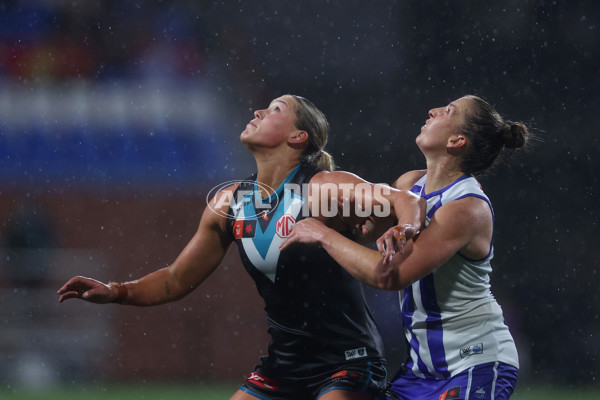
[318,227,384,288]
[59,199,231,306]
[112,265,192,306]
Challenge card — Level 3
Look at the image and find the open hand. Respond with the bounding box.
[280,218,329,252]
[57,276,116,304]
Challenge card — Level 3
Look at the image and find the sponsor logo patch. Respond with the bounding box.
[275,214,296,238]
[344,347,367,360]
[459,342,483,358]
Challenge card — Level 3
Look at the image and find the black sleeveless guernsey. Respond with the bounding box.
[226,163,384,379]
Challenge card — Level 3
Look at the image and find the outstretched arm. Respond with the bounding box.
[58,187,235,305]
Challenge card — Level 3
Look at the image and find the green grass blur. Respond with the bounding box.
[0,383,239,400]
[0,383,598,400]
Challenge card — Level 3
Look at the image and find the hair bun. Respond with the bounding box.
[502,121,527,149]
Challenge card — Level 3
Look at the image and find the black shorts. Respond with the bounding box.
[240,361,387,400]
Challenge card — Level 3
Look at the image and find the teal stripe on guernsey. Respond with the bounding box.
[246,163,304,259]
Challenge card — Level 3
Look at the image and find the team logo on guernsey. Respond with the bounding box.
[233,219,257,239]
[275,214,296,238]
[439,386,461,400]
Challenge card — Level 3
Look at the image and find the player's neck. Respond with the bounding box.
[424,162,464,194]
[255,158,301,197]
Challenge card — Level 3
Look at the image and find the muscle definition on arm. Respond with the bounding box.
[307,170,426,237]
[280,170,426,289]
[57,186,236,306]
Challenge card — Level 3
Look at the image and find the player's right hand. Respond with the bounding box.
[57,276,116,304]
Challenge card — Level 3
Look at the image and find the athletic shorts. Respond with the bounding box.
[386,362,518,400]
[240,362,388,400]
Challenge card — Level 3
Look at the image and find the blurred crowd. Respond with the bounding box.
[0,0,597,389]
[0,1,206,82]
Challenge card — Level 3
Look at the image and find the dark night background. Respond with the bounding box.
[0,0,597,391]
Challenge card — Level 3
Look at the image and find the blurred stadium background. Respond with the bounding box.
[0,0,597,397]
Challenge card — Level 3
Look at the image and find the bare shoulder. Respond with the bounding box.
[429,196,493,258]
[433,195,492,232]
[203,182,241,227]
[309,170,368,185]
[392,170,427,190]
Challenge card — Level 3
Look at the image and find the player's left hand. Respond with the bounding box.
[376,224,416,265]
[57,275,116,304]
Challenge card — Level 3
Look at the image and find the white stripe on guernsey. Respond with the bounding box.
[492,362,499,400]
[410,281,445,379]
[241,197,303,283]
[406,330,421,377]
[465,366,474,400]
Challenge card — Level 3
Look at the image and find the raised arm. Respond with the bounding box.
[58,187,235,305]
[307,170,426,237]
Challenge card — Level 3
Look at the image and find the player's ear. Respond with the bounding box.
[288,130,308,146]
[289,130,308,144]
[447,134,467,149]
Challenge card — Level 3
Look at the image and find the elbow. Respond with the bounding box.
[374,269,403,291]
[375,279,394,291]
[372,257,413,291]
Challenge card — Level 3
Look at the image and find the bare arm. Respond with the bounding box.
[374,196,492,289]
[392,169,427,191]
[349,169,428,242]
[282,196,492,290]
[58,188,235,305]
[280,218,383,287]
[308,170,426,238]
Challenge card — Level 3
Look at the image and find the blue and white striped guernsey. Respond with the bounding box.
[402,174,519,379]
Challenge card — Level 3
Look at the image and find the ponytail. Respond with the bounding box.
[289,95,334,171]
[310,150,335,172]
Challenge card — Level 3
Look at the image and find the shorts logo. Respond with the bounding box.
[275,214,296,238]
[245,372,279,391]
[331,370,359,379]
[474,387,487,399]
[344,347,367,360]
[459,342,483,358]
[439,386,461,400]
